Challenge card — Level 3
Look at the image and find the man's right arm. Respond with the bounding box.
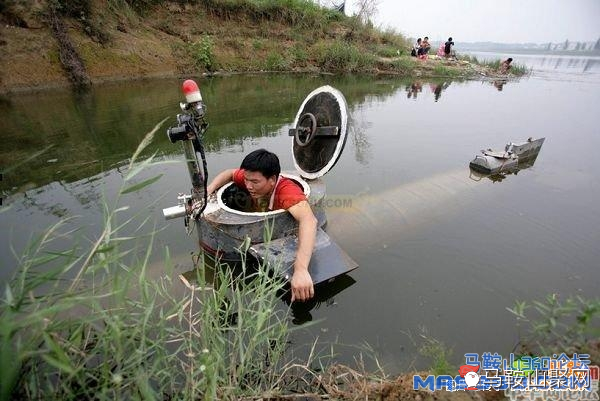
[207,169,236,195]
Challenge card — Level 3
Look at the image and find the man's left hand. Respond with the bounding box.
[290,268,314,302]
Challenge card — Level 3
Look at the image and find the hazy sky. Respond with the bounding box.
[345,0,600,44]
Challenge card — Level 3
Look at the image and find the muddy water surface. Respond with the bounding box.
[1,55,599,372]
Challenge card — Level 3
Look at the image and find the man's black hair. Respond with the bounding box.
[507,57,513,62]
[240,149,281,179]
[448,37,453,41]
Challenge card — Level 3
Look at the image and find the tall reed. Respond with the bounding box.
[1,122,295,400]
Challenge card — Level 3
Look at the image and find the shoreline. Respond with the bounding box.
[0,62,517,96]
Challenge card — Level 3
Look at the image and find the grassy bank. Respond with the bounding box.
[0,0,522,92]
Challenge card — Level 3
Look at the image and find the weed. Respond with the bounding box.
[252,38,265,50]
[190,35,215,71]
[418,336,455,376]
[432,64,462,78]
[391,57,417,73]
[313,40,376,72]
[374,44,401,58]
[289,44,308,65]
[265,51,288,71]
[507,294,600,358]
[0,122,296,400]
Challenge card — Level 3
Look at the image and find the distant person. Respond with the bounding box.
[437,42,445,57]
[411,38,422,57]
[418,36,431,59]
[500,58,513,74]
[444,37,455,58]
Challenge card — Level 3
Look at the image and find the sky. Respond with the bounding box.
[343,0,600,44]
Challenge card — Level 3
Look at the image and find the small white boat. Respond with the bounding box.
[469,137,545,174]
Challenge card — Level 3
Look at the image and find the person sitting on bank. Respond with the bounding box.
[207,149,317,302]
[444,37,455,58]
[417,36,431,59]
[411,38,422,57]
[500,58,513,74]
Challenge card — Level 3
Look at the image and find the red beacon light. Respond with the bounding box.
[182,79,202,104]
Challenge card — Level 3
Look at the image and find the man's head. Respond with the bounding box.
[507,57,513,63]
[417,38,422,43]
[240,149,281,199]
[448,37,453,41]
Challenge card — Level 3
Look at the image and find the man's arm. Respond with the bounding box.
[207,169,236,195]
[287,200,317,301]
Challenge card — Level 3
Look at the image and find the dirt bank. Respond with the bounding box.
[0,1,511,94]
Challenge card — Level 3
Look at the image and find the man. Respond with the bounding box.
[411,38,422,57]
[418,36,431,58]
[207,149,317,302]
[444,37,455,58]
[500,58,513,74]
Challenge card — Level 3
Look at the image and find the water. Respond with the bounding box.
[2,55,600,372]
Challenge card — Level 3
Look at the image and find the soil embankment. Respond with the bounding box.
[0,1,508,93]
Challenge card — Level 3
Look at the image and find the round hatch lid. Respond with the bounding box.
[290,86,349,180]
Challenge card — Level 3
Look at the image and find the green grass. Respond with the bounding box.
[313,40,377,72]
[432,64,463,78]
[458,54,530,76]
[190,35,216,71]
[418,335,455,376]
[265,50,289,71]
[391,56,417,73]
[0,122,297,400]
[507,294,600,359]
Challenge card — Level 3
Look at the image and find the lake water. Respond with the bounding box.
[1,53,599,372]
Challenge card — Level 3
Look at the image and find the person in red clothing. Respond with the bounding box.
[207,149,317,302]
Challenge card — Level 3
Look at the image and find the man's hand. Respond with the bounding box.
[290,268,314,302]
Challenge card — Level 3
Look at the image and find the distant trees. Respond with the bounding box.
[595,38,600,51]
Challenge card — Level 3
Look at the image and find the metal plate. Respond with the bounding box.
[291,86,349,180]
[248,228,358,285]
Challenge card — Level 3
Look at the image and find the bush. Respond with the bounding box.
[391,56,417,73]
[265,51,288,71]
[191,35,215,71]
[314,40,376,72]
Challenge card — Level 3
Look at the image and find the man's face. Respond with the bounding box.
[243,170,276,199]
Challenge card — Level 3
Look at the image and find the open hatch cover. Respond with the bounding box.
[289,86,349,180]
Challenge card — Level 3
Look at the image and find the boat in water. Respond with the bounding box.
[469,137,545,176]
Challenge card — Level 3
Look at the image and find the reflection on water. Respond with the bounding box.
[285,274,357,325]
[406,80,452,101]
[492,80,507,91]
[469,152,542,183]
[0,75,404,195]
[2,64,600,373]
